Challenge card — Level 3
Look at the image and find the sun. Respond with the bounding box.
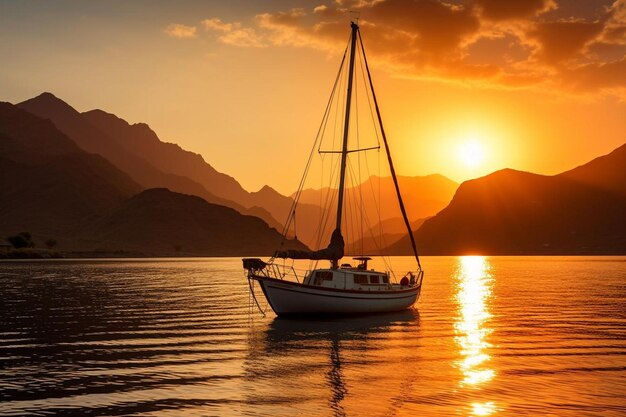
[457,140,486,168]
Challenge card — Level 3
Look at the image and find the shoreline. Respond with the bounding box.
[2,252,625,260]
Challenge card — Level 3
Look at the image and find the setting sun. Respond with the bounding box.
[457,140,486,168]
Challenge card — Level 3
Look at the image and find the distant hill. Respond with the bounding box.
[17,93,282,229]
[559,143,626,196]
[248,185,324,247]
[296,175,457,223]
[77,188,307,256]
[346,217,428,256]
[0,102,140,239]
[81,108,252,204]
[82,107,291,229]
[293,174,457,249]
[388,143,626,255]
[0,102,306,255]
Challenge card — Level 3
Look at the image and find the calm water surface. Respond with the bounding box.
[1,256,625,416]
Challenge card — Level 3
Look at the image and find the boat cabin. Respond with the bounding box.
[303,257,393,290]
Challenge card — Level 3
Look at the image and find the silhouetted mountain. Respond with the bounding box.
[346,217,428,256]
[296,175,457,224]
[292,174,456,249]
[16,93,267,221]
[1,102,305,255]
[0,102,140,239]
[17,93,459,249]
[388,144,626,255]
[248,185,323,245]
[82,109,251,202]
[560,143,626,196]
[77,188,307,256]
[81,108,283,227]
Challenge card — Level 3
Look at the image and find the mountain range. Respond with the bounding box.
[3,91,624,256]
[389,143,626,255]
[0,100,304,256]
[14,92,455,249]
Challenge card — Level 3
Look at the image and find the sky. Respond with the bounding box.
[1,0,625,194]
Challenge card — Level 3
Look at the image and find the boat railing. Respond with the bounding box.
[415,269,424,287]
[253,262,304,284]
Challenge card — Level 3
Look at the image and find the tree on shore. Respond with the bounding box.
[45,239,58,249]
[6,232,35,249]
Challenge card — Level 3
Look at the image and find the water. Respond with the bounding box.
[1,256,625,416]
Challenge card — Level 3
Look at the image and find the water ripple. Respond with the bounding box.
[1,257,625,416]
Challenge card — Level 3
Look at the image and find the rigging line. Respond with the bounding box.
[357,45,389,266]
[346,160,359,256]
[353,36,394,273]
[374,149,394,276]
[344,171,352,254]
[276,39,350,253]
[319,43,349,155]
[358,43,382,148]
[317,153,326,255]
[359,146,383,254]
[346,157,393,273]
[362,143,388,256]
[374,153,395,275]
[326,38,346,158]
[314,156,341,253]
[353,43,363,255]
[310,39,351,260]
[330,74,339,154]
[358,28,422,270]
[330,32,351,155]
[296,42,348,203]
[355,176,394,274]
[350,160,363,251]
[318,152,340,240]
[357,173,393,273]
[344,160,360,254]
[314,162,339,269]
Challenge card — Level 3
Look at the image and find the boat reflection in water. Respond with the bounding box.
[245,310,420,416]
[454,256,497,416]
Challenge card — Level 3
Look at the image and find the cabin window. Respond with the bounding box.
[382,275,389,284]
[353,275,368,284]
[370,275,380,284]
[316,271,334,281]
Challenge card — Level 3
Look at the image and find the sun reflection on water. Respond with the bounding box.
[454,256,497,415]
[471,401,497,416]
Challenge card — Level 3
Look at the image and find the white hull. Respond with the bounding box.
[251,275,420,316]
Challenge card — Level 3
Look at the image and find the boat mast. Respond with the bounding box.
[333,21,359,269]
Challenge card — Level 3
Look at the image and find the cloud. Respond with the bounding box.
[202,18,265,47]
[366,0,480,57]
[470,0,557,21]
[599,0,626,43]
[529,20,605,64]
[562,56,626,92]
[179,1,626,96]
[256,8,344,50]
[164,23,197,39]
[202,18,236,32]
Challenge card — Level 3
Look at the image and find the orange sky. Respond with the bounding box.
[1,0,625,194]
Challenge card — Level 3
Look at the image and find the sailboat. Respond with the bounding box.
[243,21,424,316]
